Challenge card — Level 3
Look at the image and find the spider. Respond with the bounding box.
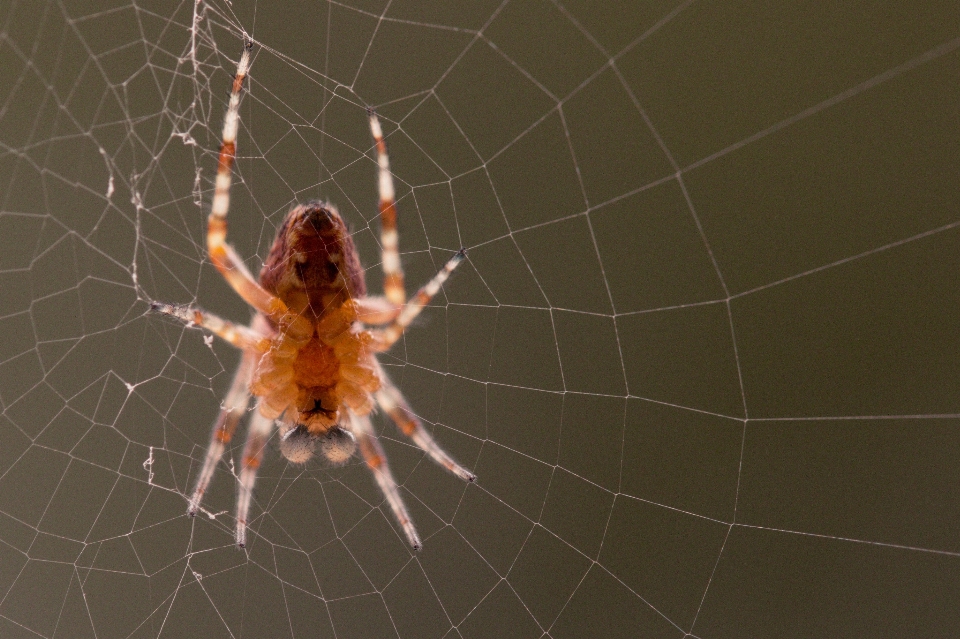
[152,41,474,550]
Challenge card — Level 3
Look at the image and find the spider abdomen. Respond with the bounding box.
[259,202,367,320]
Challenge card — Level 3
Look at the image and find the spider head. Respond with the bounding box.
[260,201,367,316]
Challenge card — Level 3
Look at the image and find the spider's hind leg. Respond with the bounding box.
[368,111,405,307]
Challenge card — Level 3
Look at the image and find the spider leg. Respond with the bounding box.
[348,410,422,550]
[368,112,405,307]
[370,249,465,350]
[206,41,311,339]
[235,408,274,548]
[374,370,475,482]
[150,302,266,350]
[187,350,256,516]
[355,296,401,325]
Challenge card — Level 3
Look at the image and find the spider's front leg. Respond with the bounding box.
[349,410,422,550]
[375,369,475,483]
[365,112,466,349]
[370,249,466,350]
[235,410,274,547]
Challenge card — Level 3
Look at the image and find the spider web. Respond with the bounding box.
[1,0,959,637]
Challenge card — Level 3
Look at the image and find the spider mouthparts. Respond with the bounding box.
[454,248,467,260]
[280,425,316,464]
[319,427,357,465]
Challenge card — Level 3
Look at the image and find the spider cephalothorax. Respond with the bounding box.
[153,42,473,549]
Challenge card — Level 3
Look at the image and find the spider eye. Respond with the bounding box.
[279,425,316,464]
[319,427,356,465]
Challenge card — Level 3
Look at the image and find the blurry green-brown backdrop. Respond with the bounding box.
[0,1,958,637]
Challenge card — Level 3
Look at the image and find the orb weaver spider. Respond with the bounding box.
[153,40,474,549]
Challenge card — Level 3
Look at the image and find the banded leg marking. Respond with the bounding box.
[349,410,421,550]
[187,351,256,516]
[369,112,405,307]
[372,249,465,350]
[235,409,274,548]
[375,373,475,482]
[205,41,309,338]
[150,302,265,350]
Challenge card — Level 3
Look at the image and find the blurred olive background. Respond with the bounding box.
[0,1,958,637]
